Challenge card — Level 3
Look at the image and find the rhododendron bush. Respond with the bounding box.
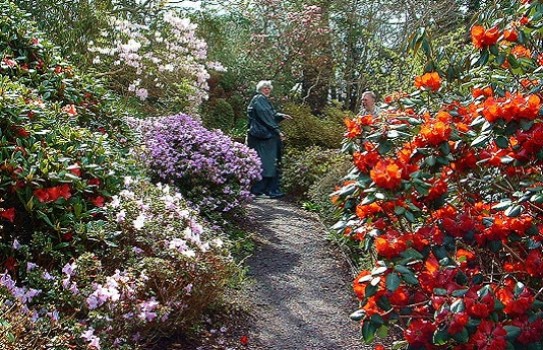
[1,3,238,348]
[132,114,262,220]
[88,10,225,114]
[334,1,543,349]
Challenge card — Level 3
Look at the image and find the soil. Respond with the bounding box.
[169,197,379,350]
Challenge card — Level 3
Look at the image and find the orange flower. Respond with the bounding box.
[344,117,361,138]
[375,230,408,258]
[353,270,371,300]
[414,72,441,92]
[511,45,531,58]
[503,28,518,42]
[471,25,500,48]
[420,113,452,146]
[370,159,402,190]
[62,104,78,116]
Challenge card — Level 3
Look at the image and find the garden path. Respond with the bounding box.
[172,197,377,350]
[235,197,371,349]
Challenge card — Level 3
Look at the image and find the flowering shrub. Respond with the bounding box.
[334,1,543,349]
[1,178,236,348]
[133,114,261,219]
[88,10,226,114]
[0,1,134,268]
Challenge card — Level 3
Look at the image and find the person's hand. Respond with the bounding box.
[280,132,286,141]
[282,114,293,120]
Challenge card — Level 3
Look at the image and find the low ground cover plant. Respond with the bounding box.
[334,1,543,349]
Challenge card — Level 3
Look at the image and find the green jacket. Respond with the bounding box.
[247,93,285,139]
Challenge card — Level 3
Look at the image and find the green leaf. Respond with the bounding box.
[386,273,401,292]
[452,328,469,343]
[350,309,365,321]
[504,325,521,341]
[451,299,465,313]
[504,204,523,217]
[471,134,491,147]
[365,283,379,298]
[362,320,377,343]
[495,135,509,149]
[404,211,416,223]
[492,200,512,210]
[433,328,450,345]
[400,248,424,260]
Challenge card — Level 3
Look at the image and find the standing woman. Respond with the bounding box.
[246,80,292,199]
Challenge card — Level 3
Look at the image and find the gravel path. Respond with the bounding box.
[239,197,371,349]
[168,197,375,349]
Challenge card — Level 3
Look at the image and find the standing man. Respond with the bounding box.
[246,80,292,199]
[358,90,381,117]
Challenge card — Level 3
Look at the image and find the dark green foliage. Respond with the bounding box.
[0,0,134,266]
[201,98,236,131]
[307,158,353,225]
[282,146,350,200]
[281,103,345,150]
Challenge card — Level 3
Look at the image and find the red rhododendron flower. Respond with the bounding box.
[503,28,518,41]
[375,230,408,258]
[414,72,441,91]
[514,318,543,344]
[91,196,105,207]
[370,159,402,190]
[526,249,543,277]
[62,104,77,116]
[465,290,495,319]
[404,319,436,347]
[496,286,533,317]
[353,270,371,300]
[344,117,361,138]
[34,188,51,203]
[470,320,507,350]
[353,150,380,173]
[471,25,500,48]
[448,311,469,335]
[0,207,15,223]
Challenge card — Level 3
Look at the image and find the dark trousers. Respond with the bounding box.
[251,173,280,195]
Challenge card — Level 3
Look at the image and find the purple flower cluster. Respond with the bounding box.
[135,114,261,215]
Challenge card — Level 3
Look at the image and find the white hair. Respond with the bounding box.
[256,80,273,92]
[361,90,376,100]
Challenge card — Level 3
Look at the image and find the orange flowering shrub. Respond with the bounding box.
[335,1,543,349]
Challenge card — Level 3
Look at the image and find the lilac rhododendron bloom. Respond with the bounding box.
[131,114,261,218]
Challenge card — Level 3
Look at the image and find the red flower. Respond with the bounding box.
[4,256,17,272]
[448,312,469,335]
[370,159,402,190]
[91,196,105,207]
[62,232,74,242]
[344,117,361,138]
[503,28,518,42]
[34,188,51,203]
[353,270,371,300]
[375,230,408,258]
[525,249,543,277]
[0,207,15,223]
[414,72,441,91]
[404,319,436,347]
[470,320,507,350]
[240,335,249,346]
[497,286,533,317]
[62,104,77,116]
[471,25,500,48]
